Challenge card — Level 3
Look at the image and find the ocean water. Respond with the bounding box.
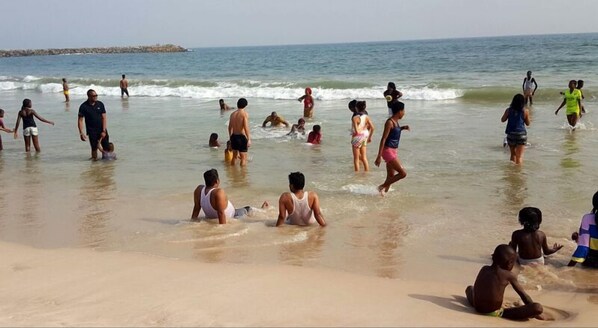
[0,33,597,290]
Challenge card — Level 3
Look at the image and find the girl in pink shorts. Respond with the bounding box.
[374,101,410,195]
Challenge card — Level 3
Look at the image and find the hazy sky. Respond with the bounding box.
[2,0,598,49]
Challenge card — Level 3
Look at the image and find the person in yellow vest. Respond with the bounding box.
[555,80,582,128]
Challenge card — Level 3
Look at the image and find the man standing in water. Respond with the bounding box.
[78,89,109,160]
[228,98,251,166]
[120,74,129,97]
[522,71,538,106]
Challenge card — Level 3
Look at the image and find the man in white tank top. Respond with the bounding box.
[275,172,326,227]
[191,169,249,224]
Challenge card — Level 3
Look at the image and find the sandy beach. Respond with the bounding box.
[1,241,595,327]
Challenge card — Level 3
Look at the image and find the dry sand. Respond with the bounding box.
[0,241,594,327]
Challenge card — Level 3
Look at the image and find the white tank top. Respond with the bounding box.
[286,191,315,226]
[524,78,534,91]
[200,187,235,219]
[352,114,370,137]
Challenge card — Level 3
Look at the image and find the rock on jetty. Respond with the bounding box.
[0,44,188,58]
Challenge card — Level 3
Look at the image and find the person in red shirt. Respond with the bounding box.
[307,125,321,144]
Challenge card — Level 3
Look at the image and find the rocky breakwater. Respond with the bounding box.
[0,44,188,58]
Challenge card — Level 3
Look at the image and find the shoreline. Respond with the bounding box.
[0,44,187,58]
[0,240,587,327]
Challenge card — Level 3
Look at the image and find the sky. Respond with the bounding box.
[2,0,598,50]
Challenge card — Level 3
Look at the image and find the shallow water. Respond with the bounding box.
[1,34,598,291]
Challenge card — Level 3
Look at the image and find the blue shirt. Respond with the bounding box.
[505,107,526,134]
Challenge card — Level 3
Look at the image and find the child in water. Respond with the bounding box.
[374,101,409,195]
[298,87,314,118]
[0,109,14,151]
[97,137,116,160]
[13,98,54,152]
[307,125,321,145]
[287,118,306,135]
[466,244,544,320]
[509,207,563,265]
[209,133,220,148]
[224,140,234,163]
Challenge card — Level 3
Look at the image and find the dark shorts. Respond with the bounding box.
[230,134,248,152]
[506,132,527,146]
[88,130,109,152]
[121,88,129,96]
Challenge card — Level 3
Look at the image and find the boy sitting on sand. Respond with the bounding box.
[466,244,544,320]
[509,207,563,265]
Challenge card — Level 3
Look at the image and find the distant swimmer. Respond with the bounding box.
[62,78,70,102]
[191,169,251,224]
[262,111,289,128]
[374,101,409,195]
[287,118,306,135]
[501,94,530,165]
[383,82,403,117]
[120,74,129,97]
[298,87,314,118]
[219,99,234,111]
[275,172,326,227]
[13,99,55,153]
[209,132,220,148]
[555,80,582,128]
[522,71,538,106]
[228,98,251,166]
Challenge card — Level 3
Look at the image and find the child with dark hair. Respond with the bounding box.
[509,207,562,266]
[0,109,14,151]
[577,80,586,114]
[287,118,306,136]
[466,244,544,320]
[501,94,530,165]
[383,82,403,117]
[307,125,322,145]
[209,133,220,148]
[13,98,54,152]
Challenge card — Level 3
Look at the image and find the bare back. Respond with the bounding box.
[472,266,510,313]
[229,109,249,136]
[510,230,545,259]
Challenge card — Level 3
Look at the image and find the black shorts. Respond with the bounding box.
[88,130,109,151]
[121,88,129,96]
[230,134,248,152]
[506,132,527,146]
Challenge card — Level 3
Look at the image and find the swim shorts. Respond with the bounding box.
[381,147,397,163]
[88,130,109,152]
[506,132,527,146]
[351,133,367,148]
[230,134,248,152]
[234,206,252,218]
[23,127,38,137]
[63,90,70,95]
[483,308,504,317]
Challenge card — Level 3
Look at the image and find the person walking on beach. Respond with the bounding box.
[78,89,110,160]
[522,71,538,106]
[276,172,326,227]
[191,168,250,224]
[374,101,409,195]
[501,94,530,165]
[62,78,70,102]
[298,87,314,118]
[383,82,403,117]
[555,80,582,128]
[0,108,14,151]
[351,100,375,171]
[13,99,54,152]
[228,98,251,166]
[120,74,129,97]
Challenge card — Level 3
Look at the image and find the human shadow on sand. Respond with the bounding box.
[409,294,473,314]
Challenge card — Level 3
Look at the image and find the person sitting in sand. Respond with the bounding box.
[191,169,251,224]
[509,207,563,266]
[262,111,289,128]
[276,172,326,227]
[307,125,322,145]
[97,136,117,160]
[209,133,220,148]
[287,118,306,135]
[219,99,233,111]
[569,191,598,268]
[466,244,544,320]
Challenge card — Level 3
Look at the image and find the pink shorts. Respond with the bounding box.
[381,147,397,162]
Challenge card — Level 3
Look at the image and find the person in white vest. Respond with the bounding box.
[275,172,326,227]
[191,169,250,224]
